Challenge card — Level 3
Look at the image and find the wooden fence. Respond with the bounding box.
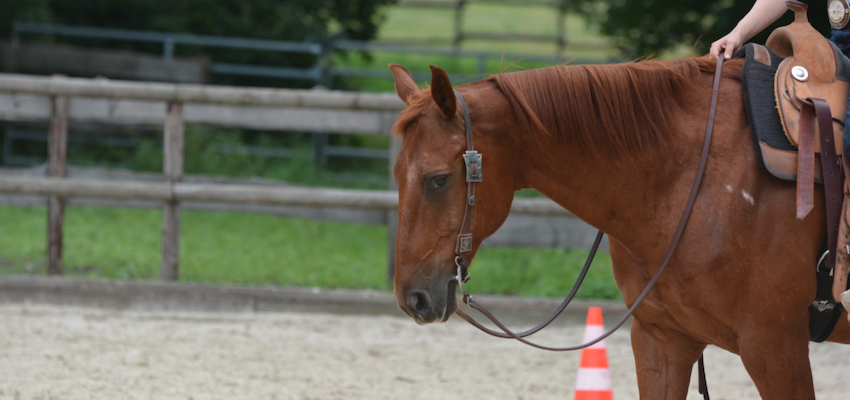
[0,72,595,282]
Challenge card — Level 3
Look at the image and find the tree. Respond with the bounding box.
[572,0,828,58]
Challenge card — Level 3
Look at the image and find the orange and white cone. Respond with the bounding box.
[574,306,613,400]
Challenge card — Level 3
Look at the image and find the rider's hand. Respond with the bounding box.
[710,31,745,60]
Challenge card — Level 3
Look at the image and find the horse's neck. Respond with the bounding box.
[529,159,673,242]
[520,98,705,251]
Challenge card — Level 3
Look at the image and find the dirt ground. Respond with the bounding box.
[0,303,847,400]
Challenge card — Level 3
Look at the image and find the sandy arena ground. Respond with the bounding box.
[0,303,848,400]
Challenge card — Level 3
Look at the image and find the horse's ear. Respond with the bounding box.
[389,64,417,105]
[429,65,456,119]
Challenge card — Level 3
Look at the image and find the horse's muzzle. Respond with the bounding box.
[398,278,457,324]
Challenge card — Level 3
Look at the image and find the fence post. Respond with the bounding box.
[46,93,68,276]
[477,55,487,77]
[161,101,184,281]
[453,0,466,48]
[11,21,21,48]
[312,132,329,170]
[556,0,567,57]
[317,38,334,89]
[386,132,402,284]
[163,37,175,60]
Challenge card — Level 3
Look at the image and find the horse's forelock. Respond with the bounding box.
[392,90,436,138]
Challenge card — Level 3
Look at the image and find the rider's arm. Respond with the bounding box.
[710,0,790,59]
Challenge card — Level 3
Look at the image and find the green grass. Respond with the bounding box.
[377,3,615,57]
[0,205,620,299]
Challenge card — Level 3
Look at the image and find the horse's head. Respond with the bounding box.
[389,64,522,324]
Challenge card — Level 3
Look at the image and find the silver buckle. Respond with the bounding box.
[463,151,482,182]
[817,250,831,275]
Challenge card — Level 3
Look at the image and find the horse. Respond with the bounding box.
[388,57,850,399]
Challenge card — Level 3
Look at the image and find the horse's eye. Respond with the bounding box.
[429,175,449,190]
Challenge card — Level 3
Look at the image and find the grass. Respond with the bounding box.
[377,3,615,57]
[0,205,620,299]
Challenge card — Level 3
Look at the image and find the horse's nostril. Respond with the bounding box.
[407,290,431,316]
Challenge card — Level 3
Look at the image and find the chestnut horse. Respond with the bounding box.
[389,58,850,399]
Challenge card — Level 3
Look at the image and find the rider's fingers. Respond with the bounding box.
[722,39,740,60]
[709,42,722,58]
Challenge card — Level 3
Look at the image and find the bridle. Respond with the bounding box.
[447,57,725,399]
[451,89,478,291]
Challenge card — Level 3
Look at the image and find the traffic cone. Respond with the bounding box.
[574,306,613,400]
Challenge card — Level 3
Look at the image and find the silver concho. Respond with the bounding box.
[829,0,850,29]
[458,235,473,253]
[791,66,809,81]
[462,150,482,182]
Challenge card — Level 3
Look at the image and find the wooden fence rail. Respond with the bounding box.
[0,73,404,110]
[0,72,589,282]
[0,175,572,215]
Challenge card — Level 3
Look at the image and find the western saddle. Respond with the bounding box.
[761,1,850,314]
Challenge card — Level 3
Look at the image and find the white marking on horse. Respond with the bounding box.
[741,190,755,205]
[725,185,733,193]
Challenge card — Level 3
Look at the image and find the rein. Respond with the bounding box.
[450,56,725,399]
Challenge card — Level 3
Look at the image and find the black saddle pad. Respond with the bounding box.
[735,43,794,173]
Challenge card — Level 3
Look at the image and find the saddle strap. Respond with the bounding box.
[812,98,844,269]
[797,103,817,219]
[797,98,843,267]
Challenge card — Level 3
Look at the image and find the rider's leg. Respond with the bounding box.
[833,182,850,304]
[832,28,850,308]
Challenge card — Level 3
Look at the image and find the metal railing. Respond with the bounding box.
[11,21,613,88]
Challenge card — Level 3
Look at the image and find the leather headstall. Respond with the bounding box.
[452,89,480,286]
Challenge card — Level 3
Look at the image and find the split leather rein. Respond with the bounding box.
[448,56,725,399]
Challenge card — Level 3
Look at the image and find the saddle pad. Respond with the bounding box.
[737,43,799,181]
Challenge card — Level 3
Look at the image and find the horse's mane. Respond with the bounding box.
[491,57,741,156]
[394,57,742,157]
